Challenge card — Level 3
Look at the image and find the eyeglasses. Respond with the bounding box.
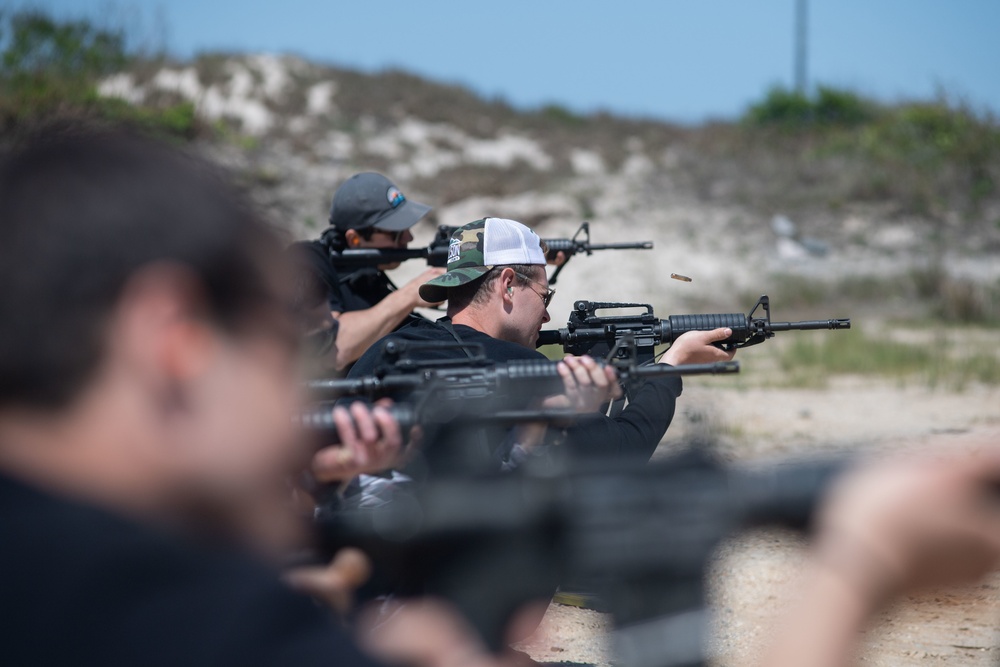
[514,272,556,308]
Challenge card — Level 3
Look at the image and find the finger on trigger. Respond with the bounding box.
[605,366,623,398]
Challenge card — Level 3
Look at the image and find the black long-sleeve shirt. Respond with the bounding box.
[0,472,382,667]
[347,318,682,467]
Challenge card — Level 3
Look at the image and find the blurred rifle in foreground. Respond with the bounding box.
[326,221,653,285]
[318,448,849,667]
[537,295,851,362]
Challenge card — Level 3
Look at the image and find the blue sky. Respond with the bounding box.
[32,0,1000,124]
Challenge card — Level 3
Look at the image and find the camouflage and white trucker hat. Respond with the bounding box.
[418,217,547,303]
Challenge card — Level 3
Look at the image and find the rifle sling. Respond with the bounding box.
[433,318,478,360]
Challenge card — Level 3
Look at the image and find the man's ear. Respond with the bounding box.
[499,268,517,303]
[114,263,216,392]
[345,229,362,248]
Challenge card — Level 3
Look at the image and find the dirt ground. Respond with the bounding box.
[516,380,1000,666]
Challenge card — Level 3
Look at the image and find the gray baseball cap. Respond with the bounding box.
[328,172,432,232]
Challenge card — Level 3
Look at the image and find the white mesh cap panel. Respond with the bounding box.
[482,217,547,266]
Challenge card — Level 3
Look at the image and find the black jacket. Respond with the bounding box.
[0,473,381,667]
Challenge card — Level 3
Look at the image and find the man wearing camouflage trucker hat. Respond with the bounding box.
[289,173,444,370]
[348,217,736,471]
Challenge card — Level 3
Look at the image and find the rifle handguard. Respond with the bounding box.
[537,296,851,352]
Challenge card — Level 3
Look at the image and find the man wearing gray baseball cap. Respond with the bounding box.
[290,173,445,370]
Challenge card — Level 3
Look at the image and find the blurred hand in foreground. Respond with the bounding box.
[763,441,1000,667]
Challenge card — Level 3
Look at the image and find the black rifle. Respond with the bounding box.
[537,295,851,362]
[327,222,653,285]
[307,339,738,402]
[302,339,738,474]
[317,448,849,667]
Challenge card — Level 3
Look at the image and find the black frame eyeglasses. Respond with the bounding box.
[513,272,556,308]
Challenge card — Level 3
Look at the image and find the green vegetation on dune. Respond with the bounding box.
[743,85,1000,218]
[746,86,879,128]
[0,10,200,139]
[4,8,998,226]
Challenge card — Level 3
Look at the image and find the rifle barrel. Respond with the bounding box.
[632,361,739,378]
[306,375,422,398]
[542,239,653,252]
[329,248,423,265]
[585,241,654,250]
[768,318,851,332]
[329,247,444,267]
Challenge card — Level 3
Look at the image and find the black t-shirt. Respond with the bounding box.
[0,472,382,667]
[349,318,542,375]
[348,318,683,467]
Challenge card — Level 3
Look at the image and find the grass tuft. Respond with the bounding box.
[774,326,1000,390]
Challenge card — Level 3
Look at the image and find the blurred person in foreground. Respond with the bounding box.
[0,124,484,667]
[289,172,445,372]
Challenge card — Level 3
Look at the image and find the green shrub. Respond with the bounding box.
[92,94,199,140]
[0,9,201,140]
[745,86,814,127]
[813,86,876,126]
[1,10,125,122]
[537,103,585,127]
[744,86,876,128]
[1,10,127,80]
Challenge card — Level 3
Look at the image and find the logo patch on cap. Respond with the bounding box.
[386,187,406,209]
[447,238,462,264]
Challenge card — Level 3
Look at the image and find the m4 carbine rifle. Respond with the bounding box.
[537,294,851,362]
[300,339,738,474]
[306,339,738,403]
[327,221,653,285]
[318,448,848,667]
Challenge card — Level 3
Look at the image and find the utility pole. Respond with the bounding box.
[794,0,808,94]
